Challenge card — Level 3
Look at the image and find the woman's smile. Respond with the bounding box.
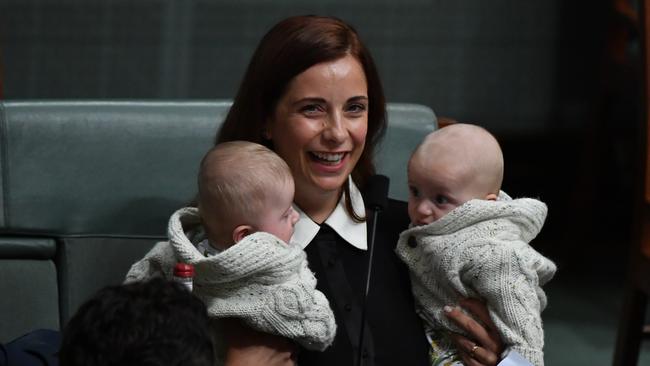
[308,151,349,174]
[266,54,368,200]
[310,151,346,164]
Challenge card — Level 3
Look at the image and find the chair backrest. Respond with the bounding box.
[1,101,435,236]
[0,100,436,339]
[1,101,230,236]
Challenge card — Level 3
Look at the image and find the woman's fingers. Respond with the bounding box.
[459,352,486,366]
[443,299,505,366]
[443,304,499,354]
[449,332,499,366]
[458,298,498,335]
[445,298,505,355]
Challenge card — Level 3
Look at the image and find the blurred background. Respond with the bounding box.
[0,0,647,364]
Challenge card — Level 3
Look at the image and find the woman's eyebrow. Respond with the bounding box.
[348,95,369,102]
[290,95,368,107]
[291,97,326,106]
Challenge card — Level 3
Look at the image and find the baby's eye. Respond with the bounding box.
[409,186,420,198]
[435,195,449,205]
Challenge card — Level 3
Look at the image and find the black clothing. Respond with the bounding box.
[0,329,60,366]
[298,199,429,366]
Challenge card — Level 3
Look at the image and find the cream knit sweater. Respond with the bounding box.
[125,207,336,352]
[395,192,556,366]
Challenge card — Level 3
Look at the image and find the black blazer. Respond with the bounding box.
[298,199,429,366]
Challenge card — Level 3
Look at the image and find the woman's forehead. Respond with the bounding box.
[283,56,367,97]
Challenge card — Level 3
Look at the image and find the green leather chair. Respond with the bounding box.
[0,100,436,342]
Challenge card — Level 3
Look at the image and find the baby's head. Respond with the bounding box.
[198,141,299,249]
[407,123,504,226]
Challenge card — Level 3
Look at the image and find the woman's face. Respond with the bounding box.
[266,54,368,199]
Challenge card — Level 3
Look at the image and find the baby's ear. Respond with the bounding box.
[485,193,498,201]
[232,225,254,243]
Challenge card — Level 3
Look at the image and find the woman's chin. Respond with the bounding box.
[298,153,361,194]
[308,175,349,194]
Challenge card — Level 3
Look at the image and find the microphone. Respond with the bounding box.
[364,174,389,211]
[357,174,389,366]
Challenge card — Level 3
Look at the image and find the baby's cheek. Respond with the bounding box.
[406,202,418,223]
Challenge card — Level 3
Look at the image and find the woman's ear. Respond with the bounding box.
[232,224,254,243]
[485,193,498,201]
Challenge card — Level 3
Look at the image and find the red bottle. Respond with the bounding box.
[173,263,195,292]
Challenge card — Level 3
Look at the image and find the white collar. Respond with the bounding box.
[290,178,367,251]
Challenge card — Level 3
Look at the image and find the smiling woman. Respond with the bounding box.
[213,15,517,366]
[217,15,387,225]
[266,54,369,223]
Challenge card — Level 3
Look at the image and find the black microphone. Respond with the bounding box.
[357,174,389,366]
[364,174,389,211]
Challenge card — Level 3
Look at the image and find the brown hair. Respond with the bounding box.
[215,15,387,222]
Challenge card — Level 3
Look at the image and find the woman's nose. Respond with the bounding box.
[322,113,346,143]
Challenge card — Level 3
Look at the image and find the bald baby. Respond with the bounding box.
[198,141,299,249]
[407,123,504,226]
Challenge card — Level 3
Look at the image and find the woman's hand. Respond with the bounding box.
[223,318,297,366]
[444,298,504,366]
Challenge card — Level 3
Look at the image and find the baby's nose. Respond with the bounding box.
[417,201,433,215]
[415,203,435,224]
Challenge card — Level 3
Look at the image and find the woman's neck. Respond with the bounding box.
[294,186,342,224]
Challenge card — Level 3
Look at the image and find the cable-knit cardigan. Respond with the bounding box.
[125,207,336,352]
[395,192,556,366]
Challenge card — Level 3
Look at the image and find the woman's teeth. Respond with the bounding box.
[311,152,345,164]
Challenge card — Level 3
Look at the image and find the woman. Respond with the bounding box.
[216,15,526,366]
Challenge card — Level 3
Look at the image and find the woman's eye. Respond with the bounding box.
[346,103,367,114]
[435,195,449,205]
[300,104,323,115]
[409,186,419,198]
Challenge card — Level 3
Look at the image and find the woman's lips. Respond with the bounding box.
[308,151,349,173]
[309,151,346,165]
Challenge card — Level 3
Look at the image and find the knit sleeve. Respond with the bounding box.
[124,241,176,284]
[461,243,553,366]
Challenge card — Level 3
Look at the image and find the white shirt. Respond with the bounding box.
[290,178,367,250]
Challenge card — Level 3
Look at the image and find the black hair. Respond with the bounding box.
[58,278,214,366]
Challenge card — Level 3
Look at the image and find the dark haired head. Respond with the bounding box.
[216,15,386,217]
[59,278,214,366]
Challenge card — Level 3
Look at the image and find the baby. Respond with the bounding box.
[395,124,556,366]
[126,141,336,356]
[196,140,299,251]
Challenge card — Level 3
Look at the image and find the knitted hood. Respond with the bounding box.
[167,207,307,287]
[408,191,547,243]
[126,207,337,351]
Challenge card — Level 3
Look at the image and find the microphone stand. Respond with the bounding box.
[356,175,388,366]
